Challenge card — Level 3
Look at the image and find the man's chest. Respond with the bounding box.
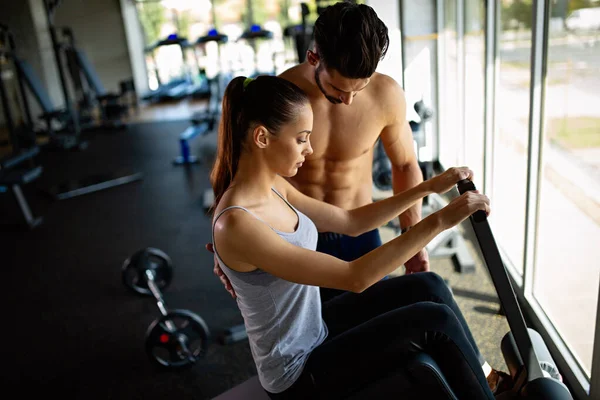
[308,103,387,161]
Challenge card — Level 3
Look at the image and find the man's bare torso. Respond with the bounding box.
[279,64,394,210]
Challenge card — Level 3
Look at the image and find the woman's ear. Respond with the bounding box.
[252,125,271,149]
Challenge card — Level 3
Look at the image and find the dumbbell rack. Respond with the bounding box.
[122,247,210,369]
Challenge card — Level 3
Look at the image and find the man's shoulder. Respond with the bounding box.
[278,64,311,90]
[366,73,407,123]
[369,73,405,104]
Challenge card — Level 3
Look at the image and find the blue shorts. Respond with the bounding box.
[316,229,383,261]
[316,229,386,302]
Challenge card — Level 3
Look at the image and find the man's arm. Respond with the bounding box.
[378,80,423,230]
[377,78,430,273]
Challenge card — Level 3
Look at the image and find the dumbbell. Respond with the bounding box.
[121,247,210,369]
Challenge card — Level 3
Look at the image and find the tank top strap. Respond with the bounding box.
[271,187,297,212]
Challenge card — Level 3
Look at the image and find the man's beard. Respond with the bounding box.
[315,66,342,104]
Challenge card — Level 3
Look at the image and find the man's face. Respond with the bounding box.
[314,65,370,106]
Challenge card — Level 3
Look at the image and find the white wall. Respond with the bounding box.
[365,0,404,86]
[120,0,149,97]
[53,0,133,94]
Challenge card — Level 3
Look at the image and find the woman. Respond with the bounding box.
[210,75,508,399]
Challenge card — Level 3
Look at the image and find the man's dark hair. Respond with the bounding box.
[313,2,389,79]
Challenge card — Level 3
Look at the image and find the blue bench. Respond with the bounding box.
[173,113,213,166]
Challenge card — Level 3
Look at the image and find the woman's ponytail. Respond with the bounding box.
[210,76,246,211]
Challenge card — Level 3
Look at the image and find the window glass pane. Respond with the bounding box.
[463,0,485,188]
[439,0,460,168]
[534,0,600,376]
[491,0,533,274]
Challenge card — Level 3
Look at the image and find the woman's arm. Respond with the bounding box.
[213,190,489,293]
[278,167,474,237]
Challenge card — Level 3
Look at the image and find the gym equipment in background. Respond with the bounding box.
[0,24,36,150]
[122,247,210,369]
[121,247,247,367]
[283,3,313,65]
[173,29,230,166]
[0,25,43,229]
[236,25,276,77]
[61,27,133,130]
[42,0,85,150]
[0,146,44,229]
[457,179,573,399]
[374,101,476,273]
[141,34,210,103]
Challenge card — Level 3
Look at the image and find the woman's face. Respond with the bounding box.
[267,103,314,177]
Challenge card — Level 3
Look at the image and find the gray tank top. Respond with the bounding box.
[212,188,328,393]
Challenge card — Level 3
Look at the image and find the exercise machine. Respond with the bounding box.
[141,34,209,103]
[0,146,44,229]
[122,247,210,369]
[283,3,313,65]
[141,34,190,102]
[457,179,572,399]
[61,27,133,130]
[0,24,36,150]
[173,30,230,166]
[1,20,82,150]
[236,25,276,78]
[42,0,86,150]
[0,25,44,229]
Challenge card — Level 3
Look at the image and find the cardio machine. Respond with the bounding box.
[142,34,208,103]
[172,29,231,166]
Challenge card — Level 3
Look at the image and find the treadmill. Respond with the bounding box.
[141,34,194,103]
[457,179,573,399]
[237,25,275,77]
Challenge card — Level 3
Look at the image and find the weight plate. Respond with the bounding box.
[145,309,210,369]
[122,247,173,295]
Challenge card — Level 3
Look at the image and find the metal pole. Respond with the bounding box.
[0,52,19,152]
[42,0,80,137]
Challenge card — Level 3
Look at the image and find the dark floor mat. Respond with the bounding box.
[2,121,256,399]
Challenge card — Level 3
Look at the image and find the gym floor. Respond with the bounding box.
[1,120,509,399]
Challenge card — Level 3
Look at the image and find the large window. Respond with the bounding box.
[435,0,600,393]
[534,0,600,377]
[491,0,533,274]
[438,0,461,168]
[463,0,485,189]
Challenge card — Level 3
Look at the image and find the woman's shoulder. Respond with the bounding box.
[213,191,249,230]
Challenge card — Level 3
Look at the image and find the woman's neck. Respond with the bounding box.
[230,153,277,200]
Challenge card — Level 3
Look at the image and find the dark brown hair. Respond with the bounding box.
[210,75,309,209]
[313,2,389,79]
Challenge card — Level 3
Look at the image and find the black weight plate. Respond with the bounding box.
[145,309,210,369]
[122,247,173,295]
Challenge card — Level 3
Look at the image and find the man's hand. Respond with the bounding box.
[206,243,236,299]
[404,248,430,274]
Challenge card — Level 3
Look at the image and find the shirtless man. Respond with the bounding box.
[210,2,429,302]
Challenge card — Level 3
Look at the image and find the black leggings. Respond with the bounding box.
[265,273,495,399]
